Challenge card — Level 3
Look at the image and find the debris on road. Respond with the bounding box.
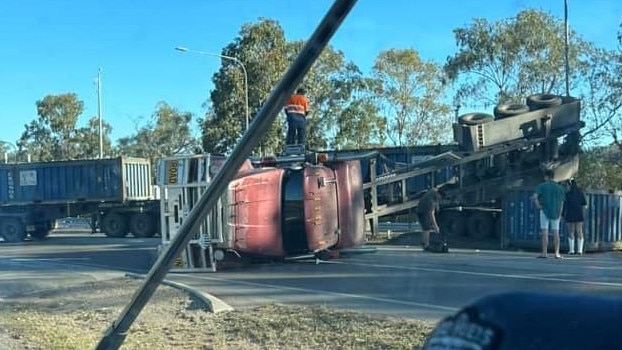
[0,278,434,350]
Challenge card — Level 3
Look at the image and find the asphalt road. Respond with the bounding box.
[171,246,622,320]
[0,232,158,272]
[2,232,622,322]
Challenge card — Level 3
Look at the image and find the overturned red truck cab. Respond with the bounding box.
[157,151,368,271]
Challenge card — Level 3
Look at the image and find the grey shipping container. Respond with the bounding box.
[0,157,153,204]
[502,188,622,252]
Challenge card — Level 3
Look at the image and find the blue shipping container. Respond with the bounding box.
[502,188,622,251]
[0,157,152,204]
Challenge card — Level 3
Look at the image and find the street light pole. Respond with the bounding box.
[175,46,249,132]
[0,141,17,163]
[97,67,104,158]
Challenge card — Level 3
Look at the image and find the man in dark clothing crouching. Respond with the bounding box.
[416,186,444,251]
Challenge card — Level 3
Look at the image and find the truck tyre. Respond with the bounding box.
[458,113,494,126]
[493,103,530,120]
[130,213,156,238]
[0,218,27,243]
[467,212,494,240]
[438,211,466,237]
[526,94,562,110]
[102,213,129,238]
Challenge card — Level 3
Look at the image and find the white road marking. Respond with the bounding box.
[11,258,90,262]
[331,259,622,287]
[176,273,460,312]
[372,247,550,259]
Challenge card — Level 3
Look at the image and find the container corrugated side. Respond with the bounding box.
[0,157,152,204]
[584,190,622,246]
[502,188,622,251]
[121,157,153,200]
[0,165,16,204]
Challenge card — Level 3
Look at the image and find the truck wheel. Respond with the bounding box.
[130,213,156,238]
[102,213,129,238]
[458,113,494,126]
[526,94,562,110]
[438,211,466,237]
[493,103,530,120]
[0,218,27,243]
[467,212,494,240]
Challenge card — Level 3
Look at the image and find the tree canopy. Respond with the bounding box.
[17,93,113,161]
[444,9,591,107]
[117,102,199,177]
[373,48,452,146]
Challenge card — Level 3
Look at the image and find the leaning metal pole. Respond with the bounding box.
[97,67,104,158]
[94,0,358,349]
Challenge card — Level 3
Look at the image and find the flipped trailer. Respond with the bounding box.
[0,156,161,242]
[358,94,583,242]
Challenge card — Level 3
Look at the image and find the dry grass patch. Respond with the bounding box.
[0,277,434,350]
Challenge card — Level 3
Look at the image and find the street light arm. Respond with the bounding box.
[175,46,250,131]
[175,47,242,67]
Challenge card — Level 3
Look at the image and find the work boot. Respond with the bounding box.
[567,238,575,255]
[577,238,584,255]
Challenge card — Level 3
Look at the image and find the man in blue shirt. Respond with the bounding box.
[532,169,566,259]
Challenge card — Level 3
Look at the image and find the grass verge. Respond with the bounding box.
[0,278,434,350]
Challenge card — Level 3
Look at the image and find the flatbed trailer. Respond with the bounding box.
[358,94,583,241]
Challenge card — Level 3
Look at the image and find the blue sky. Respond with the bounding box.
[1,0,620,146]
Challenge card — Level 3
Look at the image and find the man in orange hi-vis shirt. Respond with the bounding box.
[283,87,309,146]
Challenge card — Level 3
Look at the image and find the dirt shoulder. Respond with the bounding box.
[0,277,434,350]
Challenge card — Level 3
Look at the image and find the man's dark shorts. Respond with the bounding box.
[417,211,435,231]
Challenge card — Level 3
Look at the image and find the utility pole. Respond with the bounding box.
[564,0,570,97]
[97,67,104,159]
